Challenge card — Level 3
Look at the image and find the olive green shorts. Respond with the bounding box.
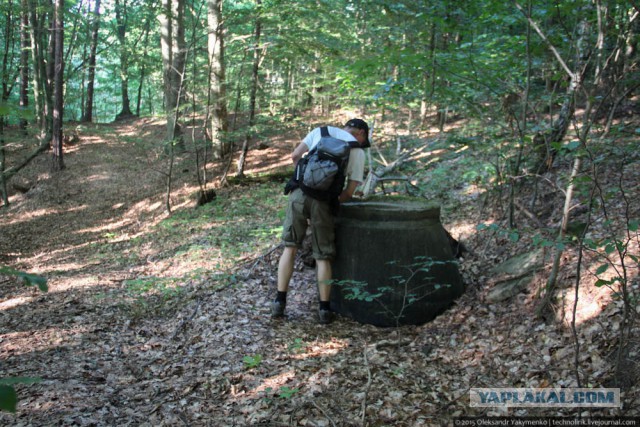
[281,189,335,260]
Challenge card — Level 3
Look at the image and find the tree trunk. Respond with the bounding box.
[28,0,52,141]
[231,47,248,131]
[136,12,151,117]
[51,0,64,171]
[160,0,186,148]
[207,0,229,159]
[1,1,14,204]
[81,0,100,122]
[515,1,591,173]
[114,0,133,119]
[236,0,261,178]
[0,118,7,206]
[20,1,29,133]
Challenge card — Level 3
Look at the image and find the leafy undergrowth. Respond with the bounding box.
[0,117,639,426]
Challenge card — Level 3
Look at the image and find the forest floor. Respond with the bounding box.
[0,115,639,426]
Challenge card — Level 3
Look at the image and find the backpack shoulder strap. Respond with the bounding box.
[321,126,360,149]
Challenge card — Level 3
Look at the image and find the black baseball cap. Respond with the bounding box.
[345,119,371,148]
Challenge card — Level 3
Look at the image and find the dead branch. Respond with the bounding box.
[362,138,445,196]
[514,199,545,228]
[361,148,417,196]
[1,139,50,182]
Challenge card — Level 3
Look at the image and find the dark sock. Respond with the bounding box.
[276,291,287,303]
[319,301,330,311]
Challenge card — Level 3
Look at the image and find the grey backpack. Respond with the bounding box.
[295,127,359,200]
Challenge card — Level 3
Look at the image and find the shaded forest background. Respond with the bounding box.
[1,0,639,425]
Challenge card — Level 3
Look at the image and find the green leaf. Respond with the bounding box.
[595,264,609,275]
[509,231,520,242]
[629,219,639,232]
[277,386,299,399]
[0,267,48,292]
[566,140,581,151]
[0,385,17,413]
[594,279,609,287]
[242,354,262,369]
[0,377,41,386]
[21,273,48,292]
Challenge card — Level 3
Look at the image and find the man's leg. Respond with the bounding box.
[316,259,332,301]
[277,246,297,293]
[316,259,334,324]
[272,245,297,318]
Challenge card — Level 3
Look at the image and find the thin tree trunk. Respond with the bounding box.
[81,0,100,122]
[1,1,15,203]
[136,12,151,116]
[160,0,185,148]
[536,156,581,317]
[28,0,51,140]
[236,0,261,178]
[51,0,64,171]
[508,0,532,229]
[0,118,7,206]
[20,1,29,133]
[207,0,228,159]
[515,1,591,173]
[45,5,55,139]
[231,47,248,131]
[115,0,133,119]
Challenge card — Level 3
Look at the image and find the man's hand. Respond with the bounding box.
[338,180,361,203]
[291,142,309,165]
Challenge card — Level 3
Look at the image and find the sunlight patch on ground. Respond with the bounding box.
[132,199,164,214]
[290,338,350,361]
[3,206,87,226]
[75,215,136,237]
[0,296,34,311]
[245,370,296,398]
[0,327,86,357]
[411,148,447,162]
[559,282,612,327]
[26,244,109,281]
[45,275,104,293]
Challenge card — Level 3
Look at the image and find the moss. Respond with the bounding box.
[362,194,426,203]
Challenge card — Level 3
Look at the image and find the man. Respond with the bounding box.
[272,118,370,324]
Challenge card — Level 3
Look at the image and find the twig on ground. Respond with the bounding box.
[361,342,373,427]
[244,243,284,275]
[514,199,545,228]
[171,298,202,340]
[311,400,337,427]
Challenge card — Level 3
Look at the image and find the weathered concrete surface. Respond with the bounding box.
[331,199,464,327]
[485,250,545,303]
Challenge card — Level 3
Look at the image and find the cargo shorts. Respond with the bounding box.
[282,188,335,260]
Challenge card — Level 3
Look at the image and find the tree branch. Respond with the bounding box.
[513,1,574,79]
[1,139,50,182]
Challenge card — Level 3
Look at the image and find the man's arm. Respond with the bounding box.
[291,142,308,165]
[338,179,360,203]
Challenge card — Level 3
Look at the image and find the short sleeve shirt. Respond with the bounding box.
[302,126,366,183]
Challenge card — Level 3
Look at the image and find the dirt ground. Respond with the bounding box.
[0,117,638,426]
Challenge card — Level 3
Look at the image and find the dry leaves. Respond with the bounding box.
[1,119,639,425]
